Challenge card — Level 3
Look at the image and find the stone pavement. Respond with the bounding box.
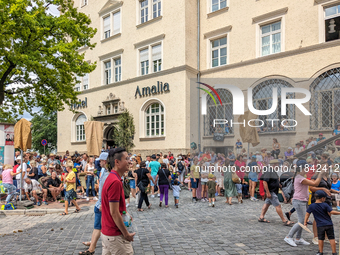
[0,189,339,255]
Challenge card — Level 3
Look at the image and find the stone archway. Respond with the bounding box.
[104,125,117,149]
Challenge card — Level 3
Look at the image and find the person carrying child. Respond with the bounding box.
[207,174,216,207]
[304,190,340,255]
[172,179,181,208]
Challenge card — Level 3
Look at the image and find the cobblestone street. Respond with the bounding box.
[0,190,338,255]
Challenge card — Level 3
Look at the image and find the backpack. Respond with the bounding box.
[4,203,16,210]
[177,161,184,172]
[281,178,294,201]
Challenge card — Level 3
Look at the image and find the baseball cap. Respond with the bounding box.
[288,147,292,150]
[99,152,108,161]
[319,133,323,136]
[315,190,327,198]
[252,155,257,159]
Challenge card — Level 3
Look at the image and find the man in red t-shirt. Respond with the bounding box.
[101,148,135,255]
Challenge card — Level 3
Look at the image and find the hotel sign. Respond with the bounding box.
[70,97,87,110]
[135,81,170,97]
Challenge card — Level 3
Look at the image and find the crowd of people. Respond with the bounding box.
[2,129,340,254]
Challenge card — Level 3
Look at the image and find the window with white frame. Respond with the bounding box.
[324,4,340,42]
[140,48,149,75]
[211,0,226,12]
[145,103,164,137]
[113,11,121,35]
[107,105,111,114]
[139,43,162,75]
[141,0,149,23]
[261,21,281,56]
[114,105,118,113]
[103,16,111,39]
[102,10,121,39]
[153,0,161,19]
[211,37,227,67]
[83,73,89,90]
[114,58,121,82]
[104,61,111,85]
[76,114,86,141]
[75,75,81,91]
[140,0,161,24]
[152,44,162,72]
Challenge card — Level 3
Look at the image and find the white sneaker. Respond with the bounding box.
[208,203,212,207]
[151,195,155,198]
[86,197,89,201]
[93,197,98,201]
[312,237,318,245]
[126,203,129,207]
[157,194,160,197]
[205,198,208,202]
[294,238,310,245]
[284,237,297,247]
[201,198,205,202]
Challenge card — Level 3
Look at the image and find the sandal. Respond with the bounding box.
[60,212,68,216]
[258,218,270,223]
[137,209,144,212]
[159,201,162,207]
[82,242,91,247]
[79,250,94,255]
[283,220,294,226]
[74,208,81,213]
[148,204,152,209]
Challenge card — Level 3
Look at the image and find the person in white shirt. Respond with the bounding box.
[24,178,48,206]
[307,137,317,149]
[16,156,27,191]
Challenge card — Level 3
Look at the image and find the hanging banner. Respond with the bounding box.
[4,124,14,145]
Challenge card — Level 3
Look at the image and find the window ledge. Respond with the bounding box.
[202,134,235,139]
[207,7,229,18]
[101,33,121,43]
[258,131,296,135]
[139,136,165,141]
[71,141,86,145]
[77,46,89,52]
[308,130,334,134]
[136,16,162,29]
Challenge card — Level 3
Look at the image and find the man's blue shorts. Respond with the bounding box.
[94,206,102,230]
[150,175,157,186]
[190,178,199,189]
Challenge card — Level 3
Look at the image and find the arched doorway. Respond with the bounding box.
[104,125,116,149]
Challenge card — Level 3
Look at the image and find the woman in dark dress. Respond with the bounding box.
[135,161,155,211]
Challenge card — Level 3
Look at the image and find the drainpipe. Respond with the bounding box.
[197,0,201,153]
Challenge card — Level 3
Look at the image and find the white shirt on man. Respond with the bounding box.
[24,179,41,192]
[16,162,27,180]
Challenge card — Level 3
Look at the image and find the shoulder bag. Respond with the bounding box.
[162,168,172,190]
[137,169,146,193]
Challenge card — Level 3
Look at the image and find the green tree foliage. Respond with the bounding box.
[112,110,136,152]
[31,111,57,154]
[0,0,97,119]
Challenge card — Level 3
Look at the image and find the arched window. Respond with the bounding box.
[76,114,87,141]
[310,67,340,130]
[204,88,233,136]
[252,79,295,133]
[145,103,164,137]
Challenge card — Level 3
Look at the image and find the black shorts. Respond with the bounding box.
[317,225,335,240]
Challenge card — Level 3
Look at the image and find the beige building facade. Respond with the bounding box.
[58,0,340,157]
